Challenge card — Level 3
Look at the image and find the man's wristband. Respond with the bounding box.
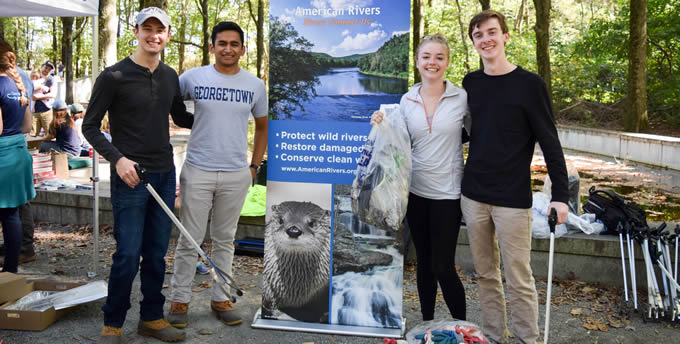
[249,164,259,170]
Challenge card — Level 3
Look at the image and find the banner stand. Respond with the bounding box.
[251,310,406,338]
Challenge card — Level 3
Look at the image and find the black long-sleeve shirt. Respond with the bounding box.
[462,67,568,208]
[82,57,193,172]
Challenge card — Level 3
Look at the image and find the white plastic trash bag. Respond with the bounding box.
[351,104,411,231]
[566,212,605,235]
[532,192,605,238]
[532,192,568,238]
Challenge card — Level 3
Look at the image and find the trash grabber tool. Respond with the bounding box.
[661,232,676,317]
[134,165,244,302]
[674,225,679,285]
[639,229,658,318]
[643,232,664,318]
[617,222,629,302]
[626,223,638,310]
[543,208,558,344]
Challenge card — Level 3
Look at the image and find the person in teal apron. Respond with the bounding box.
[0,38,35,273]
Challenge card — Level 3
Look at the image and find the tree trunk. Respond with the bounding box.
[199,0,210,66]
[25,19,32,71]
[52,18,58,63]
[413,0,423,83]
[99,0,118,71]
[256,0,264,79]
[626,0,648,132]
[478,1,490,69]
[424,0,431,35]
[0,18,5,40]
[61,17,74,104]
[247,0,265,79]
[533,0,552,100]
[140,0,167,9]
[177,0,188,74]
[455,0,470,73]
[514,0,525,33]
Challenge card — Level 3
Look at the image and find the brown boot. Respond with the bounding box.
[137,318,185,342]
[98,325,122,344]
[19,252,36,264]
[167,302,189,329]
[211,300,242,326]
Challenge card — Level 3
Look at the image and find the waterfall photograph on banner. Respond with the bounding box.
[331,184,404,328]
[269,0,410,122]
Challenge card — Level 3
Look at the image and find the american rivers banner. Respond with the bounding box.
[254,0,411,337]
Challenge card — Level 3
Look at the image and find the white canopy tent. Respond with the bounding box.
[1,0,103,278]
[0,0,99,17]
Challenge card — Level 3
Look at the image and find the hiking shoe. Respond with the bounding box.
[19,252,36,264]
[137,318,185,342]
[211,300,242,326]
[196,261,210,275]
[168,302,189,329]
[98,325,122,344]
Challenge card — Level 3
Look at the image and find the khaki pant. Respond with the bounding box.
[31,110,52,137]
[170,163,251,304]
[461,195,538,344]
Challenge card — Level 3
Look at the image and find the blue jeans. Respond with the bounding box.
[0,207,21,273]
[102,169,176,328]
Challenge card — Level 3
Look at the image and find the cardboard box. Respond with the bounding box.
[51,152,69,179]
[0,273,29,305]
[0,279,86,331]
[26,138,43,150]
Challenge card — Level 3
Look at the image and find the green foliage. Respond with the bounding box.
[357,33,409,78]
[4,0,679,128]
[268,16,320,120]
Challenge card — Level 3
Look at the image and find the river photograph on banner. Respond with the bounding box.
[269,0,410,122]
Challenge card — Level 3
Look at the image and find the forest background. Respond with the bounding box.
[0,0,677,135]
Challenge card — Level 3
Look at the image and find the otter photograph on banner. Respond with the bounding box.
[262,181,332,323]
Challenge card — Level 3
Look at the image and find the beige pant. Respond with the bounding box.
[31,110,52,136]
[170,163,251,304]
[461,195,538,344]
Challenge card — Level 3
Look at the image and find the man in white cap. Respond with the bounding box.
[82,6,193,343]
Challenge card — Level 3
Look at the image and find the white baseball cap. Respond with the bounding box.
[136,7,171,27]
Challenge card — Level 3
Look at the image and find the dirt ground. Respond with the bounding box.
[1,221,679,344]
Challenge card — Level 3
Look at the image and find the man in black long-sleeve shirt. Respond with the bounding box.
[461,10,568,344]
[82,7,192,344]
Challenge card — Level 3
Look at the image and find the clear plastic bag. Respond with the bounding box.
[351,104,412,231]
[532,192,605,238]
[543,163,580,215]
[4,280,108,311]
[4,291,57,312]
[405,318,487,344]
[532,192,568,238]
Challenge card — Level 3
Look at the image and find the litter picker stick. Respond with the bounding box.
[543,208,558,344]
[656,258,680,291]
[674,225,679,283]
[618,223,629,302]
[134,165,243,301]
[627,229,638,310]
